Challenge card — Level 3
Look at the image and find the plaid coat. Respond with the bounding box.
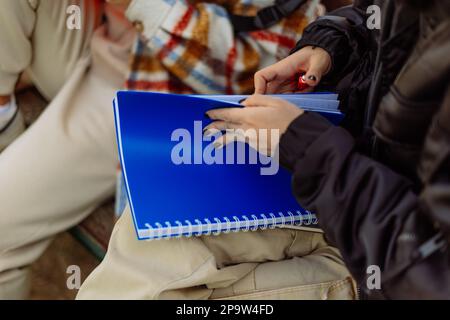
[114,0,323,214]
[125,0,323,94]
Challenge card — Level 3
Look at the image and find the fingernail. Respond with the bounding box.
[308,75,317,82]
[203,129,212,137]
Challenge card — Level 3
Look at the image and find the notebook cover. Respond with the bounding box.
[114,91,342,239]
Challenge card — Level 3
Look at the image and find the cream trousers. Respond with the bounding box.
[77,206,356,300]
[0,0,132,299]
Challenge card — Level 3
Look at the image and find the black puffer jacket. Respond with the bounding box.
[280,0,450,299]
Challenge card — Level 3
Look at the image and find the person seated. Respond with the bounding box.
[197,0,450,298]
[76,0,358,300]
[79,0,450,300]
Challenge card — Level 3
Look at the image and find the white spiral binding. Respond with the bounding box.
[175,220,183,238]
[165,222,172,240]
[269,213,277,229]
[223,217,232,234]
[155,222,164,239]
[288,211,295,225]
[213,218,222,236]
[194,219,203,237]
[145,223,154,240]
[232,216,240,232]
[242,215,250,232]
[306,211,312,225]
[251,215,259,231]
[278,212,286,228]
[204,219,212,236]
[143,210,318,240]
[185,220,193,237]
[261,214,268,230]
[297,210,303,226]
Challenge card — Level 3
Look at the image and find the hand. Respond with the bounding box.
[254,46,331,94]
[204,95,304,156]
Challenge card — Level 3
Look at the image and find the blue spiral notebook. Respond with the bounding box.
[113,91,342,240]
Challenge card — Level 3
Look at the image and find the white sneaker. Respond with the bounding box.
[0,99,25,152]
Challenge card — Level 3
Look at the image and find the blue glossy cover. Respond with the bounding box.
[114,91,342,240]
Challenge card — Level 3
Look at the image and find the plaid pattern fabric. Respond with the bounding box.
[125,0,322,95]
[114,0,322,216]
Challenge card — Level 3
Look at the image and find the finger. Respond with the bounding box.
[259,71,296,95]
[304,69,321,87]
[241,94,284,108]
[204,121,227,132]
[204,121,242,132]
[254,65,283,94]
[213,132,246,149]
[254,70,269,94]
[304,54,328,87]
[206,108,245,123]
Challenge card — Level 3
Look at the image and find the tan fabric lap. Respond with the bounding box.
[78,207,354,300]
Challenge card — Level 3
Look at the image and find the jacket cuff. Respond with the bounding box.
[292,19,354,81]
[279,112,333,171]
[126,0,174,41]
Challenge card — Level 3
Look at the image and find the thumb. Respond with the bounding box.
[303,67,323,87]
[303,54,329,87]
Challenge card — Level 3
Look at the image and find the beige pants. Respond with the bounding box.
[77,206,356,300]
[0,0,133,299]
[0,0,101,99]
